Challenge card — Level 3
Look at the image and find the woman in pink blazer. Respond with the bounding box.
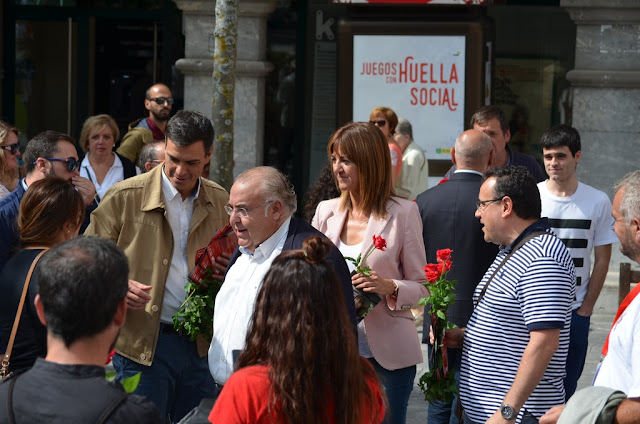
[312,122,428,424]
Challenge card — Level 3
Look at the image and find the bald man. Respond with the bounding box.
[415,129,499,424]
[117,83,173,163]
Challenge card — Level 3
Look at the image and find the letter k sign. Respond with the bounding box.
[315,10,334,41]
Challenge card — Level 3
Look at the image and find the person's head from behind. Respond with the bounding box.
[228,166,297,253]
[237,235,383,423]
[79,114,119,157]
[163,110,214,199]
[18,178,85,248]
[540,124,582,182]
[138,140,165,172]
[613,170,640,262]
[35,236,129,348]
[452,129,494,173]
[369,106,398,138]
[328,121,394,217]
[23,130,79,182]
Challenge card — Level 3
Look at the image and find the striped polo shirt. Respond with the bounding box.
[460,219,576,423]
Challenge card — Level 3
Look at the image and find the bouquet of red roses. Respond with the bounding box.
[418,248,458,403]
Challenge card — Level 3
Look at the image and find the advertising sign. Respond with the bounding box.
[352,35,466,158]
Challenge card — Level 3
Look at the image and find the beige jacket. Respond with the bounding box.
[85,165,229,365]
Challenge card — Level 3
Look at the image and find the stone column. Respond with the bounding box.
[174,0,276,177]
[562,0,640,198]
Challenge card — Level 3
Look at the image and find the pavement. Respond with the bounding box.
[405,270,624,424]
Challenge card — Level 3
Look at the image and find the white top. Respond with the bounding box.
[538,181,617,309]
[208,217,291,384]
[337,239,363,274]
[0,184,10,200]
[159,169,200,323]
[593,293,640,397]
[80,153,140,200]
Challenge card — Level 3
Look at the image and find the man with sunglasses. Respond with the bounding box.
[117,83,173,164]
[0,130,97,271]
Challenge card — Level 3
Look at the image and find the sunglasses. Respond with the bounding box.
[370,120,387,127]
[38,157,81,172]
[147,97,174,105]
[1,143,20,155]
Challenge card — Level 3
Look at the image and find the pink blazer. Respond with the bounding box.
[312,197,428,370]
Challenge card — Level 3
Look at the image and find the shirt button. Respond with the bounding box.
[151,305,159,312]
[140,353,146,360]
[162,259,168,266]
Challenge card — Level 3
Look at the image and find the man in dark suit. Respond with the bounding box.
[416,129,499,424]
[208,166,356,387]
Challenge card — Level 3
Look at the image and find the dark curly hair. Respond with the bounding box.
[303,162,340,222]
[483,165,541,220]
[236,236,385,424]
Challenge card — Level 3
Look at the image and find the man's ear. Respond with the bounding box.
[450,147,457,165]
[33,157,49,175]
[487,148,496,170]
[270,199,284,221]
[144,99,152,112]
[574,150,582,165]
[113,297,127,328]
[501,196,514,217]
[503,129,511,144]
[35,294,47,326]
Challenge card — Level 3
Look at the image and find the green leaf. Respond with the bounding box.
[436,310,446,320]
[121,372,142,394]
[105,370,116,382]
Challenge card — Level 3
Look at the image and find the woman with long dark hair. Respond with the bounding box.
[312,121,428,424]
[209,236,385,424]
[0,178,85,374]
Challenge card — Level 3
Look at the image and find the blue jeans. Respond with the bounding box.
[369,357,416,424]
[112,331,217,423]
[427,347,462,424]
[564,309,590,400]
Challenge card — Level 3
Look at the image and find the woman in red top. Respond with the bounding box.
[209,236,385,424]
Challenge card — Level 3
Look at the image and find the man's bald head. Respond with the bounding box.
[452,129,493,173]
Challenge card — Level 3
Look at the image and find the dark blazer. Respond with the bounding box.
[415,171,498,341]
[226,216,357,331]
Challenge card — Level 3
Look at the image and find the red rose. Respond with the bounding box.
[423,263,441,283]
[443,260,452,272]
[437,249,453,263]
[105,349,115,365]
[439,178,449,185]
[373,235,387,251]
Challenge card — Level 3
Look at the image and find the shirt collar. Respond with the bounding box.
[502,217,550,253]
[239,216,292,260]
[454,169,483,176]
[160,165,200,202]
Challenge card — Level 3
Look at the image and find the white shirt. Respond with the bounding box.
[208,217,291,384]
[80,153,141,200]
[159,168,200,323]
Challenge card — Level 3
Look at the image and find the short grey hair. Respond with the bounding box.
[614,170,640,222]
[395,118,413,140]
[236,166,297,217]
[137,140,164,171]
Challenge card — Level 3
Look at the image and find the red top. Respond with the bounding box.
[208,362,385,424]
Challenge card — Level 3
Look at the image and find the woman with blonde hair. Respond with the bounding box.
[369,106,402,183]
[0,178,85,374]
[0,121,21,200]
[79,114,139,202]
[312,121,428,424]
[209,236,385,424]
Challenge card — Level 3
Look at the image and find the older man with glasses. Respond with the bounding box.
[0,130,97,270]
[117,83,174,165]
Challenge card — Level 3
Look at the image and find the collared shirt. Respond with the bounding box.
[453,169,483,176]
[159,168,200,323]
[80,153,140,200]
[208,217,291,384]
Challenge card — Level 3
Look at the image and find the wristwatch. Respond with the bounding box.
[500,404,517,420]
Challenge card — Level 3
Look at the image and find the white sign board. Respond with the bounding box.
[352,35,466,159]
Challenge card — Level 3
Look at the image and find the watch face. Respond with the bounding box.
[501,404,516,420]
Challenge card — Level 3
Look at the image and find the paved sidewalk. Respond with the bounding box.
[406,271,622,423]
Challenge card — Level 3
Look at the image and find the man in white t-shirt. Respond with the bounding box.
[541,170,640,424]
[538,124,617,400]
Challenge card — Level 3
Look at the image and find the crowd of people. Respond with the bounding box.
[0,83,638,424]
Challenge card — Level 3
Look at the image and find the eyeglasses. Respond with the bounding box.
[147,97,174,105]
[476,197,504,211]
[38,157,81,172]
[224,200,272,218]
[369,120,387,127]
[1,143,20,155]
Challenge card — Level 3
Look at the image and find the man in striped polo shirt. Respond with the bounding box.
[448,166,575,424]
[537,125,617,400]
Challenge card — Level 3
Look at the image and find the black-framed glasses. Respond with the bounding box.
[369,120,387,127]
[224,200,272,218]
[476,197,504,211]
[1,143,19,155]
[147,97,174,105]
[38,157,81,172]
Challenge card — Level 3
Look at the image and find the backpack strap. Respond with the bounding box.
[95,391,127,424]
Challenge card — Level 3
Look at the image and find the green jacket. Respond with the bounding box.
[85,165,229,365]
[116,118,155,164]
